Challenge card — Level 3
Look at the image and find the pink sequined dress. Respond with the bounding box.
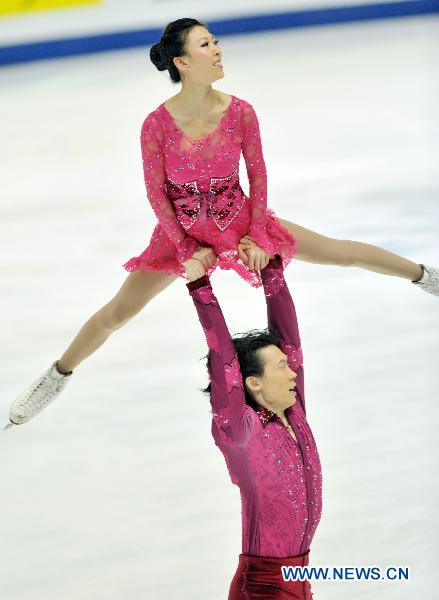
[122,94,297,288]
[187,257,323,557]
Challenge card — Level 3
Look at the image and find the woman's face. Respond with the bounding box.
[175,25,224,84]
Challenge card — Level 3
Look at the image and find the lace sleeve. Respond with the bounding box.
[240,102,277,256]
[140,115,199,264]
[261,257,306,414]
[187,275,253,446]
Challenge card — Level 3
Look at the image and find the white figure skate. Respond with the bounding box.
[412,264,439,297]
[3,361,73,430]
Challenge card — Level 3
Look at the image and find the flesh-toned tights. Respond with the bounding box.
[56,218,422,373]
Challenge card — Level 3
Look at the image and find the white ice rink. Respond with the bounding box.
[1,14,438,600]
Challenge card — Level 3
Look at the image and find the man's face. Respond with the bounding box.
[249,344,297,413]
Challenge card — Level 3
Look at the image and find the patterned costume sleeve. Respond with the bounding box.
[140,115,199,264]
[261,256,306,414]
[187,275,252,446]
[240,102,277,257]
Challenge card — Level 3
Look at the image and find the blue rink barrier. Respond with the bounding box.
[1,0,438,66]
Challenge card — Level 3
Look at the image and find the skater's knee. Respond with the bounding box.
[99,300,141,331]
[98,270,176,331]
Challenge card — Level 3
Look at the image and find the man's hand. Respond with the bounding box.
[182,258,206,282]
[238,234,257,249]
[191,246,217,270]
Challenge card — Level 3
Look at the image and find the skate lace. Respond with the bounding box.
[19,373,65,416]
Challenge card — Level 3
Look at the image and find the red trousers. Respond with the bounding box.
[228,550,313,599]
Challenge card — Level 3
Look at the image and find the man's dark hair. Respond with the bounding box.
[150,18,208,84]
[200,328,282,411]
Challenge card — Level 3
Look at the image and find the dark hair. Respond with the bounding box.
[200,328,282,411]
[150,18,208,84]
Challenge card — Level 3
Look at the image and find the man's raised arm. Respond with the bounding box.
[261,256,306,414]
[186,275,251,445]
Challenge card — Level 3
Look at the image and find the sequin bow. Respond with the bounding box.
[197,191,218,226]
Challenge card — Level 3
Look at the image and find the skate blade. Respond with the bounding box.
[3,422,16,431]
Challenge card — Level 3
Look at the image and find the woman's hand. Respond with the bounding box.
[236,234,269,269]
[191,245,217,270]
[245,246,270,270]
[238,234,256,264]
[182,258,206,282]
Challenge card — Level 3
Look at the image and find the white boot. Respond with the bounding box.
[4,361,73,429]
[411,264,439,297]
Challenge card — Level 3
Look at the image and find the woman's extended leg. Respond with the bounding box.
[57,269,178,373]
[278,218,423,282]
[6,269,178,427]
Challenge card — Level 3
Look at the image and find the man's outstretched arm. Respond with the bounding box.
[261,256,306,414]
[187,275,251,446]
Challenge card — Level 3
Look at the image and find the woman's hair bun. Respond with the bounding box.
[150,42,168,71]
[149,19,207,84]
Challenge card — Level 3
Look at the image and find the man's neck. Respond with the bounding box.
[277,411,288,426]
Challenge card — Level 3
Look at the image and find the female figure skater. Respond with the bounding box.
[5,18,437,429]
[187,254,318,599]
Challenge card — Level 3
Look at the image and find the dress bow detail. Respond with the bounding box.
[197,191,218,227]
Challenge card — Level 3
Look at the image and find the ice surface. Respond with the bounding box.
[0,15,438,600]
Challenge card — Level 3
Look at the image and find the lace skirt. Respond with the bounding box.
[122,202,296,289]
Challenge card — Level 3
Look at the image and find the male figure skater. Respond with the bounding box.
[187,255,320,599]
